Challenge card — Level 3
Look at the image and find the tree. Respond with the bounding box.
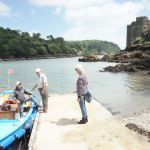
[32,33,41,39]
[0,26,120,59]
[28,48,37,56]
[48,43,59,55]
[21,32,30,37]
[46,35,54,41]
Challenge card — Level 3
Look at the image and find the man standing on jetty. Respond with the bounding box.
[32,68,48,113]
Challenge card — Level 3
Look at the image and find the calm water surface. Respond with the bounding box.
[0,57,150,116]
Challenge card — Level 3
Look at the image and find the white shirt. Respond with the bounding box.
[38,73,48,88]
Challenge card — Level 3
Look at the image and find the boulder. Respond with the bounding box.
[79,55,100,62]
[101,64,136,73]
[102,66,120,73]
[126,123,150,138]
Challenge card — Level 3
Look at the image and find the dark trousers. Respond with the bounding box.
[38,87,48,112]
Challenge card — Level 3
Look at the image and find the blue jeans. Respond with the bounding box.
[79,96,87,118]
[19,97,33,117]
[19,104,24,117]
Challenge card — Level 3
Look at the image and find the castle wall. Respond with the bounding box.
[126,16,150,47]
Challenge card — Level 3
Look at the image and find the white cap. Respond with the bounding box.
[16,81,21,86]
[75,64,84,73]
[35,68,42,73]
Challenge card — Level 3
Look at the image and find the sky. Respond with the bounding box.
[0,0,150,49]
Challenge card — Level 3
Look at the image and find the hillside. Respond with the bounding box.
[67,40,120,55]
[0,27,120,59]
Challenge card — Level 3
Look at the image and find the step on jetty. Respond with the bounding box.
[29,93,150,150]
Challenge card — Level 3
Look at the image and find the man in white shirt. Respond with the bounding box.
[32,68,48,113]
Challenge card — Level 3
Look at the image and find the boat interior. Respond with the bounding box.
[0,94,32,120]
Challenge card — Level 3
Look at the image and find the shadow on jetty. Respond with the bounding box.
[51,118,77,126]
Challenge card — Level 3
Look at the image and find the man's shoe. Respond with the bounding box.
[43,110,47,113]
[80,117,88,122]
[80,118,84,122]
[86,117,88,122]
[78,118,87,124]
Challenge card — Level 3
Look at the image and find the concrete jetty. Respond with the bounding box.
[29,93,150,150]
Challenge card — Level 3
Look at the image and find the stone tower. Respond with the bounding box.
[126,16,150,47]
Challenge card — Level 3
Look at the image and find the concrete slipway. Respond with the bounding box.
[28,93,150,150]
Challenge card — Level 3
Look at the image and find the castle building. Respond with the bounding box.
[126,16,150,47]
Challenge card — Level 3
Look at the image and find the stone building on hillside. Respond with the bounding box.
[126,16,150,47]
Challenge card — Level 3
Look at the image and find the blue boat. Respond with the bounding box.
[0,90,38,150]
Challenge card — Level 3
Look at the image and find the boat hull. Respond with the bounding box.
[0,90,38,149]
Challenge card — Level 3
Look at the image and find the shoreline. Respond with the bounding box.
[105,104,150,140]
[0,55,81,62]
[123,111,150,140]
[93,95,150,140]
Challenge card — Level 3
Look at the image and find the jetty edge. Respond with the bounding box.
[28,93,150,150]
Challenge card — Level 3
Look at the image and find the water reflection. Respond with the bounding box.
[101,72,150,116]
[123,73,150,95]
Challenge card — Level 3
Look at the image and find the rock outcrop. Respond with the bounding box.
[101,46,150,72]
[126,123,150,140]
[79,55,100,62]
[100,30,150,73]
[101,64,136,73]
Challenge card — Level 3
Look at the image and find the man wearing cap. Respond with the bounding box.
[32,68,48,113]
[13,81,33,117]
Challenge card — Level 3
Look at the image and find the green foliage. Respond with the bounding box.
[47,43,59,55]
[0,27,120,58]
[133,30,150,45]
[66,40,120,55]
[133,37,142,44]
[144,41,150,45]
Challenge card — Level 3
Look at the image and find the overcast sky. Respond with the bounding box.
[0,0,150,49]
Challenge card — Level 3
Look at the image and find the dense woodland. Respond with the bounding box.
[67,40,120,55]
[0,27,120,59]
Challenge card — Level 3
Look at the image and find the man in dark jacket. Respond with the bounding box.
[13,81,32,117]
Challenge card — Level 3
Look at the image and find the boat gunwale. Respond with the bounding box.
[0,90,38,148]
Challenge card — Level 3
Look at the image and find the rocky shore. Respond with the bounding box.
[78,55,100,62]
[100,45,150,74]
[124,110,150,140]
[126,123,150,140]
